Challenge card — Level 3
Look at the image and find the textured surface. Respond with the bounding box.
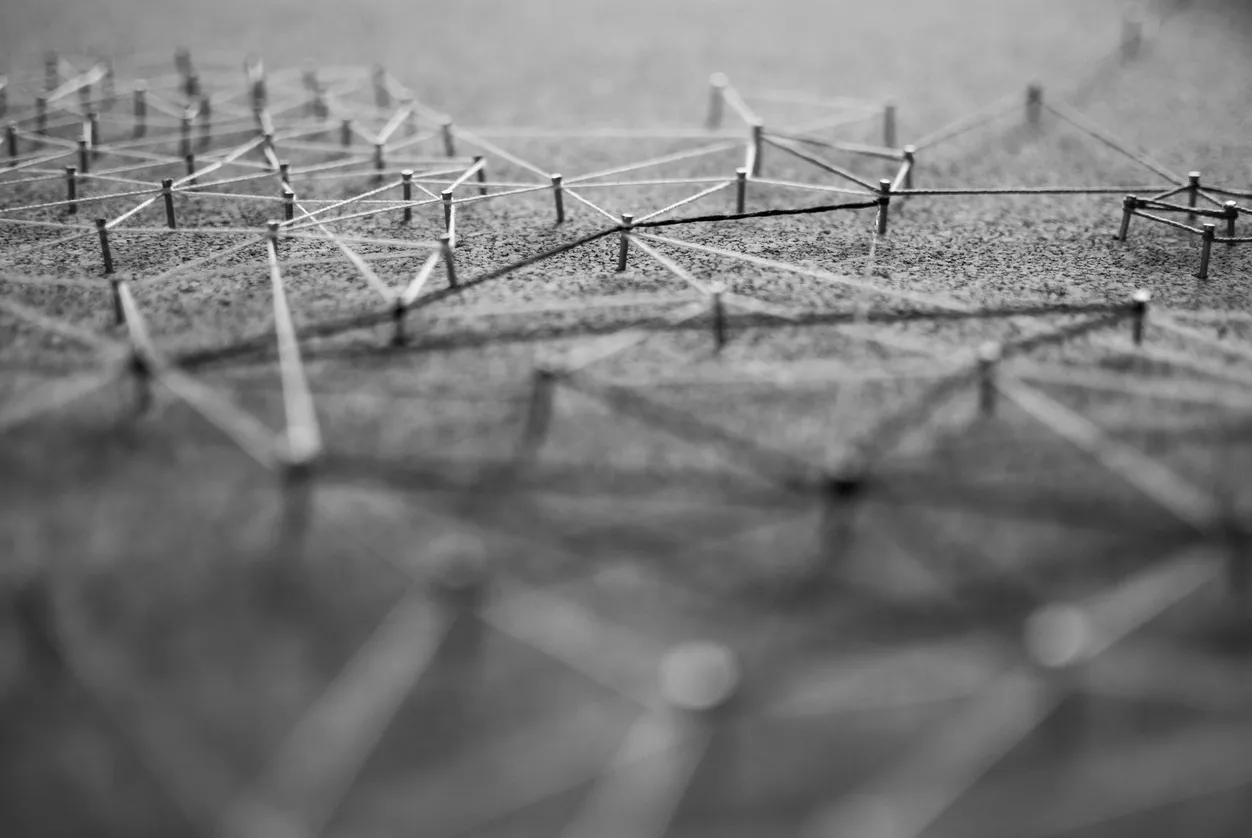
[2,1,1252,837]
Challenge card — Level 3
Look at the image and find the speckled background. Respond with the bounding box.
[1,1,1252,837]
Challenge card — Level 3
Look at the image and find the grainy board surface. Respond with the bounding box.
[2,1,1252,837]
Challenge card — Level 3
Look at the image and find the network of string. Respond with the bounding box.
[2,8,1252,838]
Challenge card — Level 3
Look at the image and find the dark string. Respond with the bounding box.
[631,200,880,228]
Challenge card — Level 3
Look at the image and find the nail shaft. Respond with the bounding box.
[44,52,59,91]
[263,132,276,168]
[110,278,122,324]
[1122,14,1143,62]
[402,94,416,136]
[174,47,193,79]
[1117,195,1137,241]
[372,65,390,110]
[442,119,456,157]
[551,173,565,224]
[876,178,891,235]
[64,165,77,214]
[250,74,266,111]
[95,218,114,275]
[401,169,413,222]
[441,234,458,287]
[199,94,212,149]
[1130,290,1150,345]
[442,189,455,244]
[750,122,763,177]
[520,368,556,454]
[101,60,114,107]
[1197,224,1215,280]
[133,82,147,137]
[130,350,152,415]
[617,213,633,272]
[735,167,747,214]
[977,342,1001,416]
[1187,172,1201,225]
[88,111,100,158]
[707,73,727,130]
[1026,84,1043,127]
[162,178,176,228]
[391,301,407,346]
[712,289,727,350]
[473,154,488,195]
